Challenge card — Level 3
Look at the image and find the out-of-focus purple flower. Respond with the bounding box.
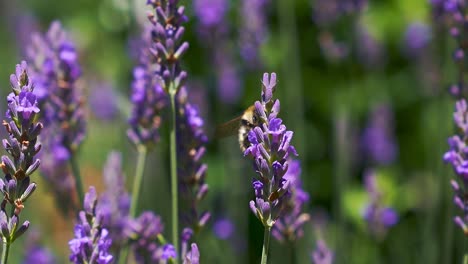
[0,62,42,245]
[356,25,386,68]
[244,73,298,227]
[362,170,398,238]
[183,243,200,264]
[177,87,210,231]
[311,239,334,264]
[27,21,85,155]
[128,211,166,263]
[89,83,119,121]
[26,21,85,214]
[69,187,113,264]
[213,218,235,240]
[318,31,350,63]
[194,0,242,104]
[403,22,432,58]
[239,0,268,68]
[361,103,398,166]
[312,0,368,27]
[22,230,56,264]
[272,160,310,243]
[194,0,229,27]
[443,99,468,234]
[98,152,131,252]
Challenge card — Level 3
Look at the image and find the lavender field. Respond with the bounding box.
[0,0,462,263]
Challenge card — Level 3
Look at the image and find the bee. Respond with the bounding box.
[215,105,260,151]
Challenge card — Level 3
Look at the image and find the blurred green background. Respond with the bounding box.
[0,0,461,263]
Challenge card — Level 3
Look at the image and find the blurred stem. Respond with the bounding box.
[1,239,9,264]
[464,254,468,264]
[276,0,305,159]
[288,241,296,264]
[169,91,179,259]
[130,146,147,218]
[70,155,84,205]
[332,106,350,263]
[261,226,271,264]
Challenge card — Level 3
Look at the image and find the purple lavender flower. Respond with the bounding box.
[213,218,235,240]
[69,187,113,264]
[239,0,268,68]
[193,0,229,27]
[26,21,85,210]
[362,170,399,238]
[194,0,242,105]
[89,83,119,121]
[98,152,131,252]
[272,160,310,243]
[318,31,350,63]
[311,239,334,264]
[312,0,368,27]
[177,87,210,231]
[356,25,386,68]
[244,73,298,227]
[127,26,169,148]
[0,62,42,246]
[27,21,85,156]
[181,228,200,264]
[361,104,398,165]
[403,22,432,58]
[443,99,468,234]
[127,211,168,263]
[22,230,56,264]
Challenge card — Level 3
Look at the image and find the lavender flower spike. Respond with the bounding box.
[444,99,468,235]
[27,20,86,206]
[177,87,210,232]
[0,62,42,262]
[69,187,113,264]
[272,160,310,243]
[362,170,398,238]
[311,239,334,264]
[244,72,298,228]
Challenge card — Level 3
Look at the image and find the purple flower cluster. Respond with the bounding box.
[403,22,432,59]
[0,62,42,244]
[22,230,56,264]
[26,21,84,213]
[127,211,168,263]
[361,104,398,166]
[244,73,298,227]
[312,0,368,27]
[128,25,169,147]
[69,187,113,264]
[194,0,242,104]
[97,152,131,252]
[443,99,468,234]
[437,1,468,97]
[239,0,268,68]
[362,170,398,238]
[311,239,334,264]
[27,20,85,160]
[176,87,210,231]
[272,160,310,243]
[128,0,190,147]
[127,213,200,263]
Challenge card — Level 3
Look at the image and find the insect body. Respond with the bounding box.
[215,105,260,151]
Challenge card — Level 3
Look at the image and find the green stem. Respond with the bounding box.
[70,155,84,205]
[260,226,271,264]
[2,239,9,264]
[288,242,296,264]
[130,146,148,218]
[464,254,468,264]
[170,92,179,258]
